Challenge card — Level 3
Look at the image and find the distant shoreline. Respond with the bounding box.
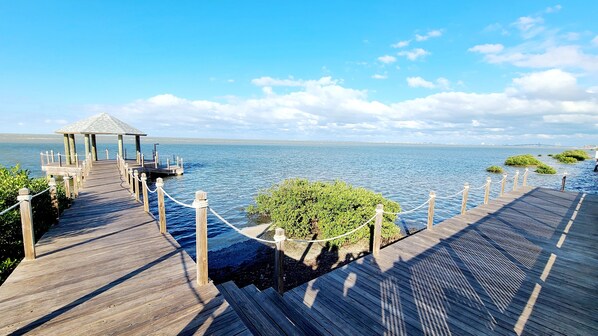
[0,133,585,148]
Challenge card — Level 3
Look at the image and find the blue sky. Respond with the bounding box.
[0,1,597,145]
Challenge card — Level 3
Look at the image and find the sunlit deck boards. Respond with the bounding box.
[283,188,597,335]
[0,160,248,335]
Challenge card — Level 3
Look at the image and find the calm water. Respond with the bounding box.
[1,137,596,267]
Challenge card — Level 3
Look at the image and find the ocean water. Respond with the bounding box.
[1,136,596,267]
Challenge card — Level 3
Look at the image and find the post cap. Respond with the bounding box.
[486,177,492,182]
[63,175,71,180]
[563,171,568,176]
[49,177,57,186]
[133,170,139,176]
[155,177,164,187]
[429,191,436,197]
[274,228,286,241]
[464,182,469,187]
[375,203,384,213]
[141,173,147,180]
[17,188,31,201]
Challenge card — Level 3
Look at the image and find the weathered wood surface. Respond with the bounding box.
[0,160,248,335]
[226,187,597,335]
[282,187,598,335]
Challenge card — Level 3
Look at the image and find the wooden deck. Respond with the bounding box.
[0,160,248,335]
[220,187,598,335]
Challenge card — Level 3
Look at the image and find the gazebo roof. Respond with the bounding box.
[55,113,146,136]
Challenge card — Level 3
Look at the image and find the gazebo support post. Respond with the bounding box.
[63,134,71,165]
[118,135,124,160]
[91,134,98,161]
[135,135,141,164]
[84,134,91,160]
[68,134,77,166]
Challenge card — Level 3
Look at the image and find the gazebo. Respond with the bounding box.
[55,113,146,165]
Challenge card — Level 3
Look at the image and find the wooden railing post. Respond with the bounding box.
[72,174,79,198]
[155,151,159,169]
[141,154,145,167]
[40,152,44,167]
[427,191,435,230]
[561,172,567,192]
[17,188,35,260]
[180,158,184,169]
[141,173,149,213]
[128,169,134,194]
[106,148,109,160]
[483,177,491,205]
[461,183,469,215]
[58,153,62,167]
[372,204,383,257]
[523,168,529,187]
[513,170,520,191]
[156,178,166,233]
[500,173,507,196]
[63,176,71,199]
[193,191,209,286]
[50,150,54,163]
[274,227,286,294]
[134,170,140,202]
[49,177,59,219]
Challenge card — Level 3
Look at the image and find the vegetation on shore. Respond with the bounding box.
[553,150,591,164]
[535,164,557,174]
[0,166,69,284]
[486,165,504,173]
[504,154,542,167]
[247,178,401,247]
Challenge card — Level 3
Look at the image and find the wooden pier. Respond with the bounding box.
[0,158,596,335]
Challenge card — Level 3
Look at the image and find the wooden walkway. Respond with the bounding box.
[220,187,598,335]
[0,160,248,335]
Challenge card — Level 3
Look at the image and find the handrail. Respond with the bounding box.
[0,201,23,216]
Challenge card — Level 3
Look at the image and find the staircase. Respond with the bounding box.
[217,282,330,336]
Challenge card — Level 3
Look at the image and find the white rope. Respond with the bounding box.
[384,197,431,215]
[287,214,377,244]
[435,189,465,200]
[208,207,277,244]
[0,201,22,216]
[471,182,489,190]
[146,185,157,194]
[160,187,196,209]
[31,187,51,199]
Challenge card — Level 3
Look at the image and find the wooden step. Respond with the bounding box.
[217,281,283,336]
[262,288,331,336]
[241,285,306,336]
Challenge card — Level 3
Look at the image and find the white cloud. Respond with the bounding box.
[406,77,451,90]
[485,45,598,72]
[391,40,410,48]
[372,74,388,80]
[512,16,545,39]
[251,77,305,87]
[397,48,430,61]
[545,5,562,13]
[415,30,443,42]
[468,44,504,54]
[592,35,598,46]
[377,55,396,64]
[94,74,598,144]
[407,77,435,89]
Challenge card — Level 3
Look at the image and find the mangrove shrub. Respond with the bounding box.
[486,166,504,173]
[504,154,542,167]
[247,179,401,247]
[535,164,557,174]
[553,150,591,163]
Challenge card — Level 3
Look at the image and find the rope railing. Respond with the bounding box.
[286,214,377,243]
[384,197,431,216]
[0,201,23,216]
[31,187,51,199]
[435,188,465,200]
[209,207,278,244]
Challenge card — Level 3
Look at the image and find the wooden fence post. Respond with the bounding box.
[483,177,491,205]
[49,177,59,219]
[427,191,435,230]
[513,170,519,191]
[156,178,166,233]
[141,154,145,167]
[500,173,507,196]
[193,191,209,285]
[17,188,35,260]
[40,152,44,167]
[134,170,140,202]
[141,173,149,213]
[72,174,79,198]
[64,176,71,199]
[167,158,170,169]
[372,204,383,257]
[155,151,159,169]
[128,169,134,194]
[561,172,567,192]
[106,149,109,160]
[461,183,469,215]
[50,150,54,163]
[58,153,62,167]
[274,227,286,294]
[523,168,529,187]
[180,158,184,169]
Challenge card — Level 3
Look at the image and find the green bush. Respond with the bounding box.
[247,179,401,247]
[486,165,504,173]
[535,164,557,174]
[0,166,69,284]
[504,154,543,166]
[553,150,591,163]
